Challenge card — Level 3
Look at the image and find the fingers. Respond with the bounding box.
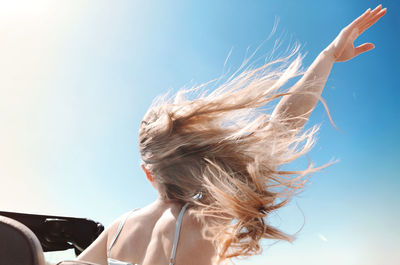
[359,7,386,34]
[347,8,372,29]
[358,5,382,28]
[347,4,386,34]
[355,43,375,56]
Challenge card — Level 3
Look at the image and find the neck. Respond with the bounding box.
[149,196,183,212]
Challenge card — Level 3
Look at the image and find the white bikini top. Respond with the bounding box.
[107,203,190,265]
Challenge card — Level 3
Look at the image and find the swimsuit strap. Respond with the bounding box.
[169,203,190,265]
[107,209,138,257]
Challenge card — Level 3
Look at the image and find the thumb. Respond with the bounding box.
[355,43,375,56]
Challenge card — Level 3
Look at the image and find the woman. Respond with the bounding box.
[76,5,386,265]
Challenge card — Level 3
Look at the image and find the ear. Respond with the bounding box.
[141,164,154,183]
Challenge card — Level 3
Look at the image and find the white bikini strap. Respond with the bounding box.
[169,203,190,265]
[107,209,138,257]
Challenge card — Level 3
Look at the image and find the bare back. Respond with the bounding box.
[105,201,216,265]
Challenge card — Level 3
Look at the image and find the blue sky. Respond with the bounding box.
[0,1,398,264]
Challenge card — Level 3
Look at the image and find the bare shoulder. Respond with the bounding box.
[77,212,132,264]
[109,207,153,247]
[106,208,143,244]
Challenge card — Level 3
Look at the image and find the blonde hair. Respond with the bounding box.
[138,49,329,262]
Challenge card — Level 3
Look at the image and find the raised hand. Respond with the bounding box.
[325,5,386,62]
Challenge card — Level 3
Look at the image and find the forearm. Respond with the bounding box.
[271,50,335,129]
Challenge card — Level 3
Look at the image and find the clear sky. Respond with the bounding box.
[0,1,399,264]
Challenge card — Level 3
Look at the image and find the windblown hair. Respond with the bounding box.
[138,49,329,262]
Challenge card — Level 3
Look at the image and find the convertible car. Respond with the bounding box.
[0,211,104,265]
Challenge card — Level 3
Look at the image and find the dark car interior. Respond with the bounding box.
[0,211,104,265]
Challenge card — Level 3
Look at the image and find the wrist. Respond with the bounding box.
[320,49,337,64]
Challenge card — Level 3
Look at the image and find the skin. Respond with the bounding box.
[76,5,386,265]
[272,5,386,130]
[77,165,217,265]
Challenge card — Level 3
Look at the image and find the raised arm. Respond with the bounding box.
[271,5,386,129]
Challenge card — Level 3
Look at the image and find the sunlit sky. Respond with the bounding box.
[0,1,399,264]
